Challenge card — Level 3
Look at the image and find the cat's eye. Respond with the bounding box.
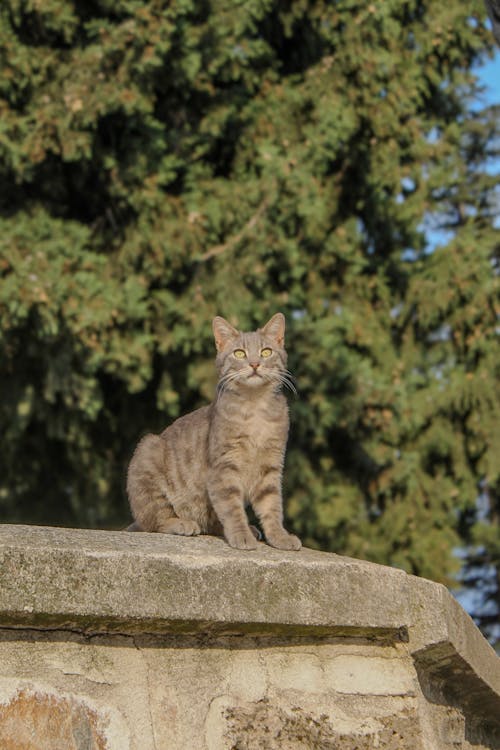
[233,349,246,359]
[261,348,273,358]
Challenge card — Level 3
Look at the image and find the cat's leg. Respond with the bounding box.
[130,485,201,536]
[125,517,201,535]
[250,470,301,551]
[127,434,201,536]
[207,470,258,550]
[156,517,201,536]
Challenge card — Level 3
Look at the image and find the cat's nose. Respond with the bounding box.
[249,362,260,371]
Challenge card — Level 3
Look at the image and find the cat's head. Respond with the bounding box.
[212,313,291,394]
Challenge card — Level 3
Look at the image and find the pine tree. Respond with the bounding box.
[0,0,498,638]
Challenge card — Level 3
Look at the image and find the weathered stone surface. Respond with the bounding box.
[0,524,499,749]
[217,699,422,750]
[0,679,129,750]
[0,687,108,750]
[0,524,411,635]
[322,654,416,696]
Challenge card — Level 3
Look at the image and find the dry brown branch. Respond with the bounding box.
[198,195,270,262]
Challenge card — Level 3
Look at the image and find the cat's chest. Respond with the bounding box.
[212,396,287,453]
[240,403,270,433]
[231,407,278,446]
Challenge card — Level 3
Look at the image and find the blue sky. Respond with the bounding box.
[424,46,500,249]
[474,48,500,227]
[476,49,500,104]
[480,50,500,229]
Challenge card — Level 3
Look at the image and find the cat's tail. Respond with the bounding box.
[124,521,143,532]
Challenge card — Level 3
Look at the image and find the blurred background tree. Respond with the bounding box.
[0,1,498,642]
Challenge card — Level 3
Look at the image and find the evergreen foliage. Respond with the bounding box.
[0,1,498,637]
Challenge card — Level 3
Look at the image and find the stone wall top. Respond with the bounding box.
[0,523,499,721]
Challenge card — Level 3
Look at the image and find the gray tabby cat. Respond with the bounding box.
[126,313,301,551]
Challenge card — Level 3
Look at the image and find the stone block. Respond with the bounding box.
[0,524,499,749]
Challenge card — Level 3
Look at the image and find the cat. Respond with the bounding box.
[126,313,301,551]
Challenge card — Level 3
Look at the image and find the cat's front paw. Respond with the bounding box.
[266,531,302,551]
[226,528,259,550]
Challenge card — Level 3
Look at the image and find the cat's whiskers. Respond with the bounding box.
[216,370,241,398]
[217,362,297,399]
[276,370,298,396]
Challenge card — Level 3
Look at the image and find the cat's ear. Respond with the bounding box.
[261,312,285,347]
[212,316,239,352]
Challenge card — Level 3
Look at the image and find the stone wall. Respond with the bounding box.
[0,524,499,749]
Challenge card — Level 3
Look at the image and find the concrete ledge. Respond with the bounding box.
[1,524,500,748]
[0,524,412,637]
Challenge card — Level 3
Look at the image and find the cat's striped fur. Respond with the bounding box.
[126,313,301,550]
